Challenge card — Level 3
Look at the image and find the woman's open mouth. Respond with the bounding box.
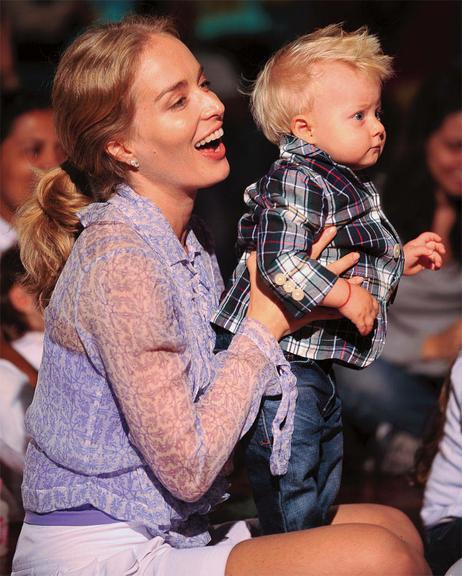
[194,128,226,159]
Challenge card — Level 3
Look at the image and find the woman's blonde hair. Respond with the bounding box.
[251,23,394,145]
[16,15,177,309]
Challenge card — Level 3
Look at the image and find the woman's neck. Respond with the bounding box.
[129,177,196,246]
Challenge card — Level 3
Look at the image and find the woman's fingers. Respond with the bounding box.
[247,251,257,283]
[347,276,364,285]
[311,226,337,260]
[325,252,360,276]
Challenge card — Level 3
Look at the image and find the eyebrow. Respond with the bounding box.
[155,66,204,103]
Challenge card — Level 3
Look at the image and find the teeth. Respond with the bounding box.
[195,128,224,148]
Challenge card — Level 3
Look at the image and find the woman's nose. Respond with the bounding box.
[202,90,225,119]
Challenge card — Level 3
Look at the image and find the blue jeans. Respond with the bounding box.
[215,328,343,534]
[242,357,343,534]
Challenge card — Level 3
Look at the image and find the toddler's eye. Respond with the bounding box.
[354,112,364,121]
[376,109,383,120]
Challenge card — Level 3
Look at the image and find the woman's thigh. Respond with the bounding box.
[12,520,252,576]
[225,520,430,576]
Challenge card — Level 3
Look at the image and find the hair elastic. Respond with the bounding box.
[60,161,94,199]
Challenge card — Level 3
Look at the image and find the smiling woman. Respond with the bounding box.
[11,15,429,576]
[107,33,229,214]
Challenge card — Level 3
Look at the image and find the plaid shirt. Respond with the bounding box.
[212,135,405,368]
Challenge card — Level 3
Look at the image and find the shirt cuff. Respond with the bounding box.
[236,318,289,369]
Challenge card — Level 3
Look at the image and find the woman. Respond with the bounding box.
[12,16,429,575]
[336,64,462,474]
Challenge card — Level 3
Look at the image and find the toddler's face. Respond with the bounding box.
[298,61,385,170]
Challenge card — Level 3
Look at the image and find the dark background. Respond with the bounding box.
[3,0,461,280]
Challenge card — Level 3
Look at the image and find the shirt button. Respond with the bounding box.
[283,280,295,293]
[393,243,401,259]
[292,288,304,301]
[274,273,286,286]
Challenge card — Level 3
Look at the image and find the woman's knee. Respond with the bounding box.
[361,526,429,576]
[364,504,424,553]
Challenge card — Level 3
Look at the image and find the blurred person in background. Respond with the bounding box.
[0,245,44,531]
[416,352,462,575]
[0,92,64,253]
[336,63,462,475]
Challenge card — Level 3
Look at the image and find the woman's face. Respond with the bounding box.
[126,34,229,196]
[0,109,64,217]
[426,111,462,197]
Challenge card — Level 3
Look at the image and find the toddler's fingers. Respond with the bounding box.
[430,252,443,269]
[416,231,443,244]
[433,241,446,255]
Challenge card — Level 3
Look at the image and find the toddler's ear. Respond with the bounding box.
[290,114,315,144]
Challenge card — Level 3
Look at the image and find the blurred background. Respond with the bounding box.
[2,0,461,279]
[0,1,461,573]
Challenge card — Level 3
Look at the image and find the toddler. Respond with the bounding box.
[213,24,444,534]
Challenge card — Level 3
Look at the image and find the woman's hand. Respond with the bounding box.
[247,227,363,340]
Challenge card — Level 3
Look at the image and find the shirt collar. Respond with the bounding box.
[78,184,201,267]
[279,134,364,184]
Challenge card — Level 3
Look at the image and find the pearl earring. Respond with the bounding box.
[130,159,140,169]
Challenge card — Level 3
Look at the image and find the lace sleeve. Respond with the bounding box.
[78,247,279,503]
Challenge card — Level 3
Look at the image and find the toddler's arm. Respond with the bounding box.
[403,232,445,275]
[242,168,337,318]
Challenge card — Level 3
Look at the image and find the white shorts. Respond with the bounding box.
[12,520,252,576]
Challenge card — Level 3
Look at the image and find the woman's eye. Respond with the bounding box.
[200,79,211,90]
[354,112,364,121]
[171,96,187,110]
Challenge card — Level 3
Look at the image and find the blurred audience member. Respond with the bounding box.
[336,63,462,474]
[1,245,44,369]
[0,245,44,522]
[417,352,462,575]
[0,92,64,253]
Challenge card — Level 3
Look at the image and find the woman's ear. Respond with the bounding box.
[290,114,315,144]
[106,139,136,167]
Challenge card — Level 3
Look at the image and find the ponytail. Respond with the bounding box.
[15,15,179,309]
[15,167,92,309]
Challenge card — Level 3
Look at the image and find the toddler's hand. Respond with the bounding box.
[403,232,445,275]
[339,284,379,336]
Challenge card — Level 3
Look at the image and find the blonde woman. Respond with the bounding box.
[12,16,429,576]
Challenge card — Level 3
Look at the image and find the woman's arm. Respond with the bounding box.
[79,249,279,503]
